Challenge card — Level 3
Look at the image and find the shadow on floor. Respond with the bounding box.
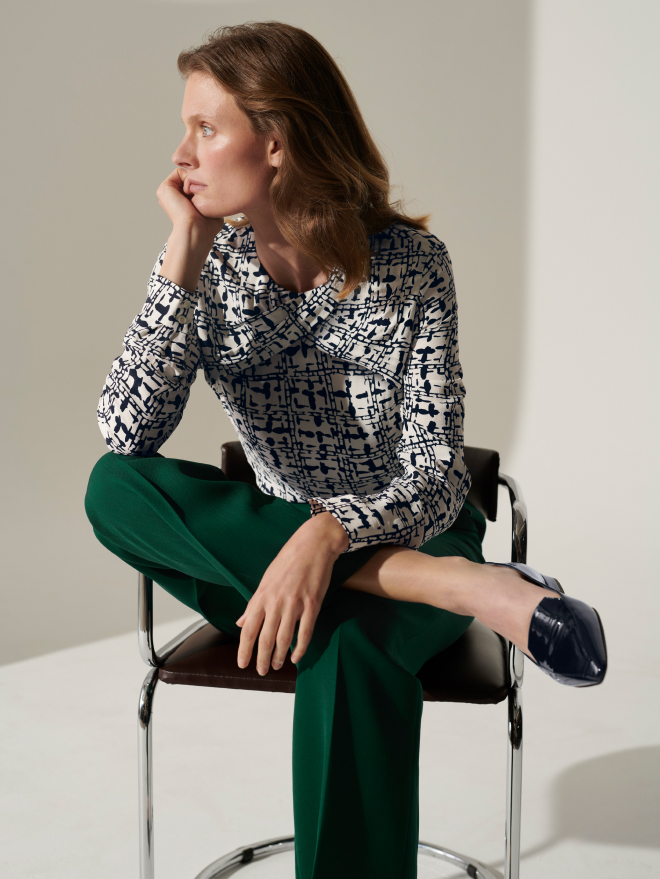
[523,745,660,860]
[454,746,660,879]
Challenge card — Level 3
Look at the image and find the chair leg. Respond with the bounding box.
[138,667,159,879]
[504,647,524,879]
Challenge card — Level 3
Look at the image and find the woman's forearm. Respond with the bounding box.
[159,224,217,293]
[97,243,204,456]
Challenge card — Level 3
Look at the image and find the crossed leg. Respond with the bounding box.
[85,451,552,879]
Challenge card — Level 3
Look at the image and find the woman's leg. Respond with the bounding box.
[292,504,486,879]
[86,451,546,658]
[343,543,557,660]
[85,454,499,879]
[84,452,380,631]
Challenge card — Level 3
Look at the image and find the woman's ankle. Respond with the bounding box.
[471,565,558,653]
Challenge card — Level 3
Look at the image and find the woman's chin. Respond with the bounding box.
[191,196,225,220]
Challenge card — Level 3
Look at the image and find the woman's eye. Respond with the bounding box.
[201,125,214,137]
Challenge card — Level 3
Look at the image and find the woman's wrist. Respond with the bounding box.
[159,223,218,292]
[304,510,350,557]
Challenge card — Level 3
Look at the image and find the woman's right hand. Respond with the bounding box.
[156,168,221,235]
[156,168,224,291]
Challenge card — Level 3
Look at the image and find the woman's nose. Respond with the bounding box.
[172,135,196,168]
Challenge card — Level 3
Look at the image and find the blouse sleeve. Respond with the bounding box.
[308,246,471,551]
[97,247,202,456]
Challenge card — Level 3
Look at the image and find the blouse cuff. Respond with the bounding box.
[308,492,417,553]
[134,276,198,331]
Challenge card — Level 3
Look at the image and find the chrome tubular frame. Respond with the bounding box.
[190,837,500,879]
[138,666,158,879]
[138,573,206,879]
[137,472,528,879]
[499,473,527,879]
[193,836,295,879]
[417,842,499,879]
[138,573,207,668]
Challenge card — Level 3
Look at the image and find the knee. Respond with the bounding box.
[84,451,134,530]
[297,612,420,713]
[299,610,374,675]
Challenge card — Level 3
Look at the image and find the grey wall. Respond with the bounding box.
[3,0,657,682]
[1,0,530,663]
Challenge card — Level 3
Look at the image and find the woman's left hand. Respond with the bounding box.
[236,511,349,674]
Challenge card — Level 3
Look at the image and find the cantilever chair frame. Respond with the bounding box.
[136,462,528,879]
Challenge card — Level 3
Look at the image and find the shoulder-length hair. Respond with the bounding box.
[178,22,429,299]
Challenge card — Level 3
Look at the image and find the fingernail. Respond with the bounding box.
[237,659,246,669]
[272,661,283,670]
[257,665,267,676]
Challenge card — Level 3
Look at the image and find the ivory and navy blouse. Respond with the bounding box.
[97,223,471,552]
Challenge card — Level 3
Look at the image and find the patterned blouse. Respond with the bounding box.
[98,223,471,552]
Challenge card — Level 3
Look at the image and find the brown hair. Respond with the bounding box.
[178,22,429,299]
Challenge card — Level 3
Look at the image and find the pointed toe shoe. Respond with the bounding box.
[487,562,607,687]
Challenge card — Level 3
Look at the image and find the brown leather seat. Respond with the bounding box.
[158,443,509,706]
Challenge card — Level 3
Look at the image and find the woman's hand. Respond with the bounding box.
[156,168,224,292]
[156,167,222,234]
[236,511,349,674]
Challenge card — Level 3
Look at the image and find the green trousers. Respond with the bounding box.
[85,452,486,879]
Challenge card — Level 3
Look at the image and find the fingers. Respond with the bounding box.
[163,166,187,188]
[255,613,281,676]
[236,604,264,671]
[157,168,186,199]
[237,601,294,676]
[156,168,201,227]
[271,612,297,670]
[291,604,318,665]
[236,602,307,675]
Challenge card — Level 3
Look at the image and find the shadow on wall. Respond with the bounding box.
[525,746,660,858]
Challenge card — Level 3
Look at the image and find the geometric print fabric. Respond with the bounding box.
[98,222,471,551]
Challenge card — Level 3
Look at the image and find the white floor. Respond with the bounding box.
[1,616,658,879]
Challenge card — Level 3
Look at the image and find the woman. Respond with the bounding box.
[85,21,606,879]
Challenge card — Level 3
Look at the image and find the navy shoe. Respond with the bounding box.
[487,562,607,687]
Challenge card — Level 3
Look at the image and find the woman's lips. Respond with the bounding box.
[187,180,207,193]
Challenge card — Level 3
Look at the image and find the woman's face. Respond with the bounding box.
[172,72,279,219]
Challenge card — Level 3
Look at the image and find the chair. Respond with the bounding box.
[137,443,527,879]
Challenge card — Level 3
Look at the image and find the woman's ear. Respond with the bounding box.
[267,134,283,168]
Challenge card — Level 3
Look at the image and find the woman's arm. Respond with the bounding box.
[236,510,349,675]
[236,241,469,674]
[98,249,202,455]
[97,170,223,456]
[157,168,224,291]
[308,242,471,550]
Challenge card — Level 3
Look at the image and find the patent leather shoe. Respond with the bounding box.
[487,562,607,687]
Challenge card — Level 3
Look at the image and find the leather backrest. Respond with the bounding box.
[464,446,500,522]
[221,441,257,487]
